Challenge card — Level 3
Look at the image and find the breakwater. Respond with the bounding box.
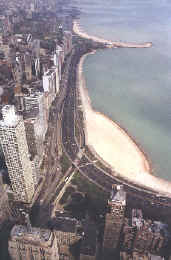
[108,41,152,48]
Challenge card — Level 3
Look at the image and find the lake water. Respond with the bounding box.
[74,0,171,181]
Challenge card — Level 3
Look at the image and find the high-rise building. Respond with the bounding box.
[24,119,38,158]
[43,68,58,97]
[24,52,32,81]
[24,91,47,142]
[9,210,83,260]
[150,221,167,255]
[24,118,42,178]
[23,92,42,118]
[0,105,36,203]
[120,251,149,260]
[121,209,169,258]
[122,218,136,252]
[134,220,153,253]
[148,254,164,260]
[43,68,58,120]
[31,39,40,59]
[80,215,97,260]
[63,31,72,57]
[14,84,24,113]
[56,45,64,80]
[52,211,82,260]
[23,91,47,127]
[8,225,59,260]
[120,252,165,260]
[103,185,126,254]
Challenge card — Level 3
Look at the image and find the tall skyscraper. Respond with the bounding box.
[8,211,83,260]
[23,91,48,157]
[103,185,126,254]
[0,105,36,203]
[24,52,32,81]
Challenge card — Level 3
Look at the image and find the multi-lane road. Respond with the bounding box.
[60,46,171,224]
[32,44,171,226]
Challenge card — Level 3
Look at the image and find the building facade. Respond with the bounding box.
[52,211,82,260]
[9,225,59,260]
[0,105,36,203]
[121,209,169,258]
[103,185,126,254]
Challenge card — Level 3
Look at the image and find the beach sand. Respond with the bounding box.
[73,20,152,48]
[73,20,113,44]
[78,54,150,175]
[77,51,171,197]
[74,19,171,196]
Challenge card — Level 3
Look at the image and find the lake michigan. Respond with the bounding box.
[74,0,171,181]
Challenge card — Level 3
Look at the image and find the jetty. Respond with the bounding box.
[107,41,152,48]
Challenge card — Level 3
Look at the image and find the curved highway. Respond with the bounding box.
[61,45,171,224]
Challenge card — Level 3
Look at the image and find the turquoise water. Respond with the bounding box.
[74,0,171,180]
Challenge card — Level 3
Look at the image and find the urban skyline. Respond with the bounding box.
[0,0,170,259]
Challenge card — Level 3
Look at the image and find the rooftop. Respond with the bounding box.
[151,221,169,237]
[10,225,52,246]
[52,212,80,234]
[149,255,164,260]
[132,209,144,230]
[0,105,20,127]
[109,185,126,205]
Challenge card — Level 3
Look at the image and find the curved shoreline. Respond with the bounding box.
[73,20,152,48]
[77,52,171,197]
[78,53,150,173]
[74,22,171,197]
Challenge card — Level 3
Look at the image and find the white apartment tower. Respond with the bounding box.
[0,105,35,203]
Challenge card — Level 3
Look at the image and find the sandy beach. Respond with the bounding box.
[77,47,171,197]
[78,54,150,176]
[73,20,113,44]
[73,20,152,48]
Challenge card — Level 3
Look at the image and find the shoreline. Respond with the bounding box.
[77,52,171,197]
[73,20,152,48]
[77,53,150,174]
[74,21,171,197]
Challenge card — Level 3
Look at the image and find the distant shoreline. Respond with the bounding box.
[73,20,152,48]
[74,20,171,197]
[73,19,151,174]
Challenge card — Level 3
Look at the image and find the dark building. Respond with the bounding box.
[133,219,154,254]
[121,218,136,252]
[80,215,97,260]
[122,209,169,258]
[8,225,59,260]
[103,185,126,255]
[51,211,82,260]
